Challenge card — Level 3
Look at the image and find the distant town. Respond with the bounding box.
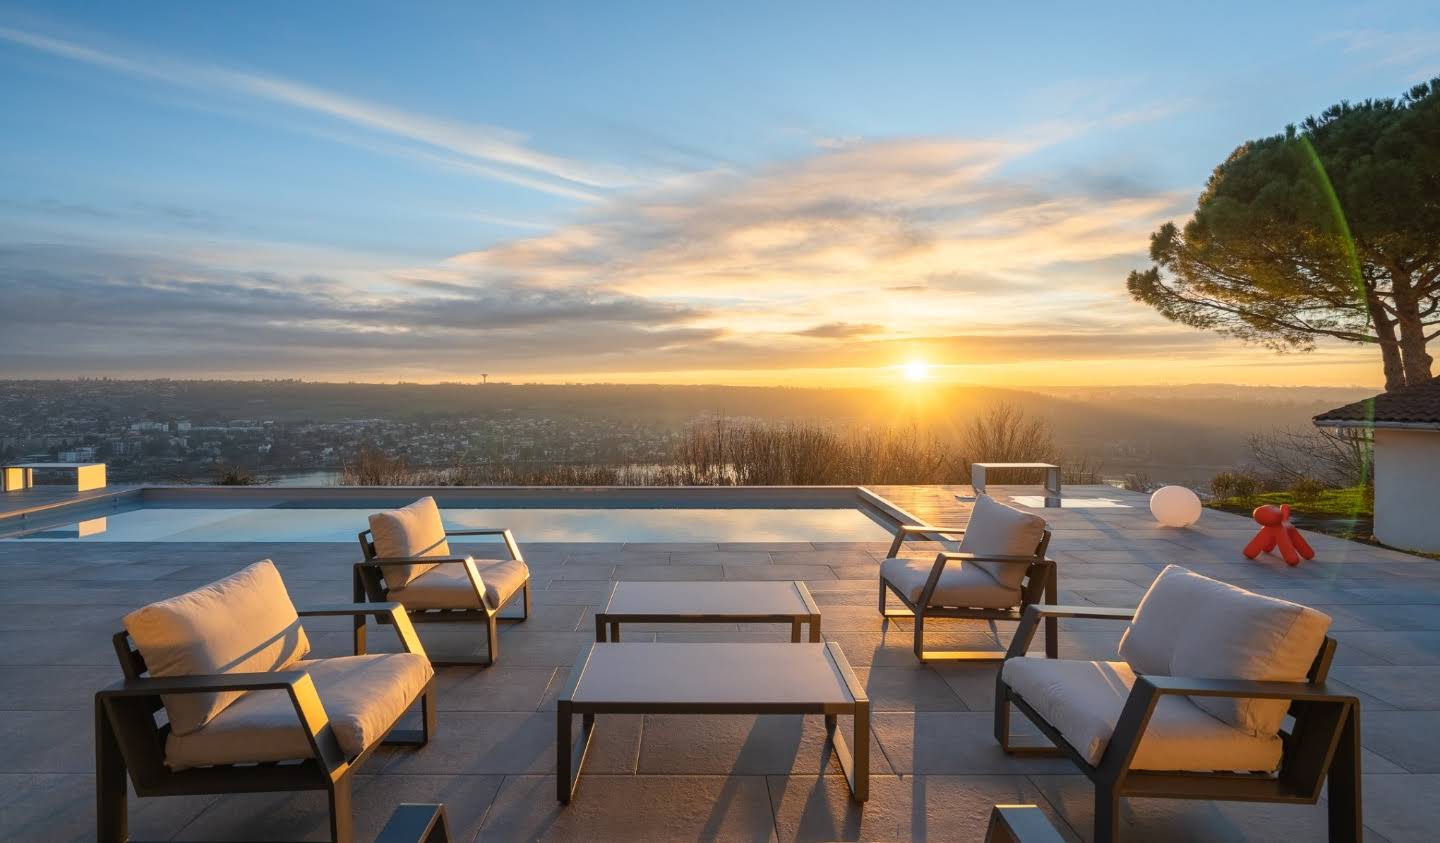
[0,380,682,482]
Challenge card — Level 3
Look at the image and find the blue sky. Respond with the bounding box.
[2,1,1437,384]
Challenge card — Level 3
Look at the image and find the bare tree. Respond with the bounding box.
[959,403,1057,468]
[1246,427,1372,489]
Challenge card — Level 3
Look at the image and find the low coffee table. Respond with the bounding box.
[557,642,869,803]
[595,581,822,643]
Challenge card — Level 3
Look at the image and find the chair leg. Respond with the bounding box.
[1328,704,1363,843]
[329,776,354,843]
[878,576,887,615]
[522,580,532,620]
[95,701,128,843]
[993,678,1011,749]
[352,570,368,656]
[421,687,436,745]
[1044,566,1059,659]
[913,611,926,661]
[486,615,499,666]
[1093,784,1120,843]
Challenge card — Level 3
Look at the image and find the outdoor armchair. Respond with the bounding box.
[879,494,1056,661]
[995,565,1361,843]
[96,560,436,843]
[356,496,531,665]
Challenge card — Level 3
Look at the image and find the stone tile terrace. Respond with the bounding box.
[0,484,1435,841]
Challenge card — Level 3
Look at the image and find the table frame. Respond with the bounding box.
[3,462,107,493]
[593,580,823,643]
[557,641,869,803]
[970,462,1061,498]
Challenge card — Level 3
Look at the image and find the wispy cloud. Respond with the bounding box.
[1322,29,1440,78]
[446,137,1190,314]
[0,24,623,199]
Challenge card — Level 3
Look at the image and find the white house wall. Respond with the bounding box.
[1374,428,1440,553]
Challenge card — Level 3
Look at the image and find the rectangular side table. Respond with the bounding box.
[594,580,822,643]
[557,642,868,803]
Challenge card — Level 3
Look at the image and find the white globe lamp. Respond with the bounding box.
[1150,485,1202,528]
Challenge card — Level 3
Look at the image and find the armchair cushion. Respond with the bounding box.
[880,556,1019,609]
[958,495,1047,589]
[389,559,530,610]
[1002,656,1282,771]
[368,496,451,588]
[1120,565,1331,736]
[123,560,310,736]
[165,652,433,769]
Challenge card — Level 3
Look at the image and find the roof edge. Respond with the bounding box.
[1313,419,1440,431]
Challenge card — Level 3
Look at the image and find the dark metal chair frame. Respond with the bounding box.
[376,803,452,843]
[96,602,436,843]
[995,604,1362,843]
[355,527,531,666]
[879,524,1057,661]
[985,804,1068,843]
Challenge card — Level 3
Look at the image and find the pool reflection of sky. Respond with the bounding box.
[5,507,891,543]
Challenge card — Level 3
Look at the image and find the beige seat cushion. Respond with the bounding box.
[957,495,1047,589]
[1002,656,1282,771]
[124,560,310,736]
[165,653,433,770]
[880,556,1019,609]
[390,559,530,610]
[368,497,451,588]
[1121,565,1332,736]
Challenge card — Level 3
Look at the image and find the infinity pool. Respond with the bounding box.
[1,505,895,543]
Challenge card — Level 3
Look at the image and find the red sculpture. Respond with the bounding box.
[1243,504,1315,566]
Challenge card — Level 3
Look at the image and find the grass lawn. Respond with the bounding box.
[1208,485,1439,559]
[1209,486,1374,543]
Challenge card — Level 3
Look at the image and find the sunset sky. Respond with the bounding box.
[2,2,1437,387]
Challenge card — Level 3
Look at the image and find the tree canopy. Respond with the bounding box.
[1129,78,1440,390]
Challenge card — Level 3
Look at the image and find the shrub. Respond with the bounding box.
[213,464,256,486]
[1231,472,1260,505]
[1209,471,1239,501]
[1290,476,1327,505]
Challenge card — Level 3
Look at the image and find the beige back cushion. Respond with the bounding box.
[368,496,451,588]
[123,560,310,736]
[957,494,1047,589]
[1122,565,1331,736]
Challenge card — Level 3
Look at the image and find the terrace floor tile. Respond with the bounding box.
[478,774,778,842]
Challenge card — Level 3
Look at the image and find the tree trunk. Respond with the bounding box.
[1391,268,1435,386]
[1365,286,1408,390]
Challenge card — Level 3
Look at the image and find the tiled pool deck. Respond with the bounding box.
[0,484,1435,841]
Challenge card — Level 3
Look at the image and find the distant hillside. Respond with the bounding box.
[1,379,1374,485]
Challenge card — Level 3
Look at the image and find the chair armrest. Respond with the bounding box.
[1137,674,1358,703]
[1021,604,1135,621]
[97,670,348,771]
[985,804,1068,843]
[939,551,1047,565]
[361,555,473,567]
[376,803,452,843]
[1004,604,1136,660]
[97,669,312,698]
[887,524,966,557]
[298,602,427,657]
[895,524,968,535]
[445,527,523,562]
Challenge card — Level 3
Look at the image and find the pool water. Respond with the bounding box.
[2,506,894,543]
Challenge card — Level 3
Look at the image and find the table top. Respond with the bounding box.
[971,462,1058,470]
[566,642,859,705]
[601,580,816,617]
[4,462,104,469]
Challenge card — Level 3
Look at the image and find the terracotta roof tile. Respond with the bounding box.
[1314,377,1440,428]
